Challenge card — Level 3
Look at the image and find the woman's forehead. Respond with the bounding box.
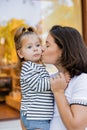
[46,34,54,43]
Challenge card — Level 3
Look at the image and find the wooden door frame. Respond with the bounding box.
[82,0,87,45]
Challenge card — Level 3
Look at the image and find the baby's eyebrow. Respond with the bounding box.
[35,42,40,44]
[27,43,32,45]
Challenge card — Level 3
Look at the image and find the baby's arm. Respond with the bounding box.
[21,62,51,92]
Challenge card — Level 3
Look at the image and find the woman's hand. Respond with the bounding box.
[50,72,68,93]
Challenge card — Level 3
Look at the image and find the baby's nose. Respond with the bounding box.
[33,46,38,51]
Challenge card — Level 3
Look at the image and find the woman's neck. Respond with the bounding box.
[55,64,67,74]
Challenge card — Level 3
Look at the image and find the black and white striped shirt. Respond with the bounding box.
[20,61,54,120]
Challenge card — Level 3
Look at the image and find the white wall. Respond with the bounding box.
[0,0,41,26]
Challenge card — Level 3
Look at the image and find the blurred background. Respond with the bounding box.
[0,0,87,124]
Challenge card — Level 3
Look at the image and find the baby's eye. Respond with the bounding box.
[28,46,32,48]
[36,44,41,47]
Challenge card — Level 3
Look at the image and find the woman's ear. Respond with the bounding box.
[17,49,24,58]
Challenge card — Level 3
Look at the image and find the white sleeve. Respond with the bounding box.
[70,74,87,106]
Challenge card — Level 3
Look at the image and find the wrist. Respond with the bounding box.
[53,91,65,103]
[53,90,65,95]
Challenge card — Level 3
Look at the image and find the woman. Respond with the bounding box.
[42,25,87,130]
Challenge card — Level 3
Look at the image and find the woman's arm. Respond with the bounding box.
[50,73,87,130]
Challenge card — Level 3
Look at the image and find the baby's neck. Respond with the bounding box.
[35,60,43,65]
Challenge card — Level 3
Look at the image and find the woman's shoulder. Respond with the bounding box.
[67,73,87,93]
[71,73,87,83]
[78,73,87,77]
[69,73,87,105]
[76,73,87,82]
[70,73,87,93]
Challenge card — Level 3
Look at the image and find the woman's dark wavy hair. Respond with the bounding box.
[50,25,87,77]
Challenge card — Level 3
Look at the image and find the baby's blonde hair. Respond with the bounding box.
[14,26,42,73]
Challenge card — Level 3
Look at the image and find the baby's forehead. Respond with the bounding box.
[21,34,41,44]
[22,33,39,39]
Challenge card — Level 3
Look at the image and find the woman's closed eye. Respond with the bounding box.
[46,45,49,48]
[45,42,50,48]
[45,41,50,48]
[46,44,50,48]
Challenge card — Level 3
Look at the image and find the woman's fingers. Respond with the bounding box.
[50,72,68,93]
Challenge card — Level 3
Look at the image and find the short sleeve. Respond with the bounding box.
[70,73,87,106]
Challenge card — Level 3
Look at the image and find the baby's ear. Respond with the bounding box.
[17,50,24,59]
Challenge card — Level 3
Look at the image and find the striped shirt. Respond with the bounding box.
[20,61,54,120]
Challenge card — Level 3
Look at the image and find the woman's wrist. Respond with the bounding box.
[53,89,65,96]
[53,90,65,105]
